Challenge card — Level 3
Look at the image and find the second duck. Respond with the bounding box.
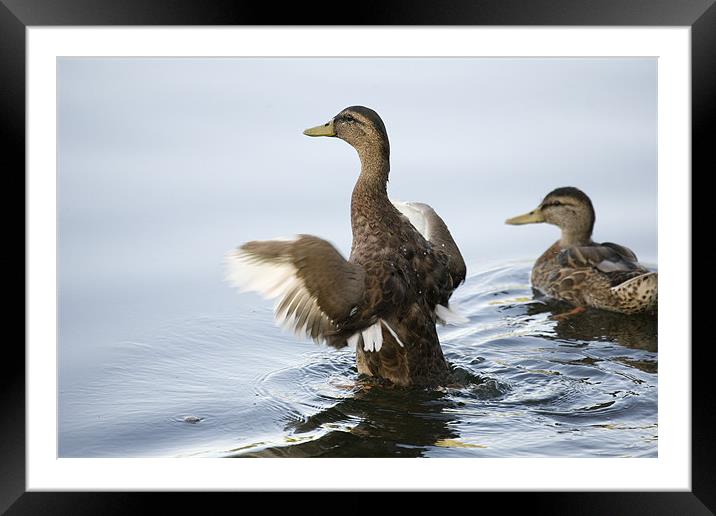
[506,187,657,315]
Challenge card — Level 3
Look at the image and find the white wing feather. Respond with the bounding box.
[225,244,332,342]
[392,200,431,240]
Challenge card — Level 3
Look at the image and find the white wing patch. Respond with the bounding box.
[361,322,383,352]
[435,303,469,325]
[392,200,431,241]
[225,244,333,342]
[352,319,406,352]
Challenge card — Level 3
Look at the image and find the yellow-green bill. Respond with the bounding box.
[505,208,545,225]
[303,119,336,137]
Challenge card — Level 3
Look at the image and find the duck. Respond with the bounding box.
[226,106,467,387]
[506,186,657,315]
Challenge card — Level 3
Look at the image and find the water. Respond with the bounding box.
[59,262,657,458]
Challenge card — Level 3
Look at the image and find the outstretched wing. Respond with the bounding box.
[392,200,467,288]
[225,234,365,346]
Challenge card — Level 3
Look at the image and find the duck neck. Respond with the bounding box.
[559,228,593,247]
[351,144,396,233]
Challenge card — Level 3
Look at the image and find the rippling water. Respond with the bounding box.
[59,262,657,458]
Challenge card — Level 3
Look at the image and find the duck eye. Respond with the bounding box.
[552,200,561,207]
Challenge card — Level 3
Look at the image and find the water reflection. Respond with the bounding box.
[238,382,462,457]
[522,296,658,353]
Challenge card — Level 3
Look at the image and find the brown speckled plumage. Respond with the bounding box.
[508,187,657,315]
[227,106,466,387]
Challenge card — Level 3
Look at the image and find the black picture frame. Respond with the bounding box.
[5,0,711,513]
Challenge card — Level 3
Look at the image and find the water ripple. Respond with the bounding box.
[59,262,657,458]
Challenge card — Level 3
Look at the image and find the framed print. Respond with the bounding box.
[5,0,713,513]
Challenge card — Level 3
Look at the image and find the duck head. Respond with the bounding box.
[304,106,390,162]
[506,186,596,246]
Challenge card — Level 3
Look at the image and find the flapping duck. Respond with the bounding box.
[227,106,466,387]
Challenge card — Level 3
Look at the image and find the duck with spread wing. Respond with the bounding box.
[226,106,467,387]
